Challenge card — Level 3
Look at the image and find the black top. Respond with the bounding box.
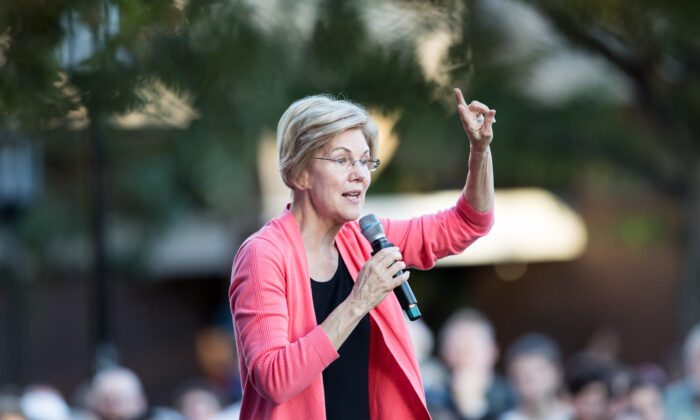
[311,255,371,420]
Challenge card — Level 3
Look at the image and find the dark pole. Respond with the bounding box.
[5,210,25,387]
[88,110,117,371]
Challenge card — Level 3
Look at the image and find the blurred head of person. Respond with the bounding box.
[20,386,71,420]
[439,308,498,374]
[175,384,221,420]
[585,327,622,365]
[277,95,379,225]
[0,413,25,420]
[506,333,563,407]
[407,317,435,365]
[88,367,147,420]
[683,322,700,390]
[195,328,237,383]
[0,392,25,420]
[627,380,665,420]
[565,354,613,420]
[194,327,242,404]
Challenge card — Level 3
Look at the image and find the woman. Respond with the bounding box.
[230,89,496,419]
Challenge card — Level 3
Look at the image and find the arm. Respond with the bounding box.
[230,240,338,404]
[382,90,496,269]
[465,147,494,213]
[456,88,495,213]
[321,247,408,349]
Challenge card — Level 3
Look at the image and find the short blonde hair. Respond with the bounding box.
[277,94,378,188]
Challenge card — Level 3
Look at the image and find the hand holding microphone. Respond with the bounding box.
[349,246,409,315]
[358,214,421,320]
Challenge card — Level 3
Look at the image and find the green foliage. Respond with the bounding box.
[2,0,699,278]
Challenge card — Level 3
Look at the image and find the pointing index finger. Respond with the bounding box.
[454,88,468,108]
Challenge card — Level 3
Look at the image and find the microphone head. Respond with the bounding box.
[359,214,385,243]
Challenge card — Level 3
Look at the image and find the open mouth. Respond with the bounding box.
[342,191,362,203]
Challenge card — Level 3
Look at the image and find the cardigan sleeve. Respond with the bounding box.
[382,193,494,270]
[229,238,339,404]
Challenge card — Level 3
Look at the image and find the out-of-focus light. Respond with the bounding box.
[58,80,199,131]
[111,81,199,130]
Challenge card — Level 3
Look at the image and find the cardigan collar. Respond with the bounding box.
[278,203,356,274]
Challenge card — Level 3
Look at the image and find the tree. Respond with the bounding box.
[527,0,700,328]
[431,0,700,327]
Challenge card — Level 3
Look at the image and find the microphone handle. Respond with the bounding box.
[370,239,421,321]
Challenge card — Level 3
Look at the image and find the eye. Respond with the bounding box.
[334,157,347,166]
[359,158,369,167]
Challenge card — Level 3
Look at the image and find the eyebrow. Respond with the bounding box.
[329,146,371,155]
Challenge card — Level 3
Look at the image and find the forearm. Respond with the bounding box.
[463,146,494,212]
[320,298,366,350]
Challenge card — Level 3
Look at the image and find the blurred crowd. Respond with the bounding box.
[2,311,700,420]
[0,327,244,420]
[411,309,700,420]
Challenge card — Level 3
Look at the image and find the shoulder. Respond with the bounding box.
[664,379,694,402]
[237,210,298,255]
[232,211,301,277]
[236,224,282,263]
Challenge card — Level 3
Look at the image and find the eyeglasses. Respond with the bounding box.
[312,156,381,172]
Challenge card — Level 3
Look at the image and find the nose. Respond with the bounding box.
[348,160,368,182]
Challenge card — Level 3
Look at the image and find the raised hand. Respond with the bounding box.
[455,88,496,153]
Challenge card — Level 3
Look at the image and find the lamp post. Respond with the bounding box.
[61,0,121,373]
[0,130,42,386]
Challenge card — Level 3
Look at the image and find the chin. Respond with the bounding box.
[340,206,363,223]
[338,210,360,223]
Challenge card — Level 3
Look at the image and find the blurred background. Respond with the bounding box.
[0,0,699,419]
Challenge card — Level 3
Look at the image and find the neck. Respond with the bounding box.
[451,369,492,417]
[290,192,343,254]
[521,397,562,419]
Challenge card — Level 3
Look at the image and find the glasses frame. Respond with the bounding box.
[312,156,381,172]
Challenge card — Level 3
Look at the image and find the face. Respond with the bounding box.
[628,385,665,420]
[180,389,221,420]
[571,382,610,420]
[95,385,145,420]
[301,128,371,225]
[509,354,561,404]
[441,321,496,372]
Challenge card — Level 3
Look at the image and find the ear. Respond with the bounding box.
[290,167,311,190]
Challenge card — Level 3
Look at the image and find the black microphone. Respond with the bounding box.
[359,214,421,321]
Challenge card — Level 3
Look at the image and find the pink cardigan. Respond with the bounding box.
[229,194,494,419]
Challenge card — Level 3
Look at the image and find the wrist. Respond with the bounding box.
[345,295,368,320]
[469,145,490,156]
